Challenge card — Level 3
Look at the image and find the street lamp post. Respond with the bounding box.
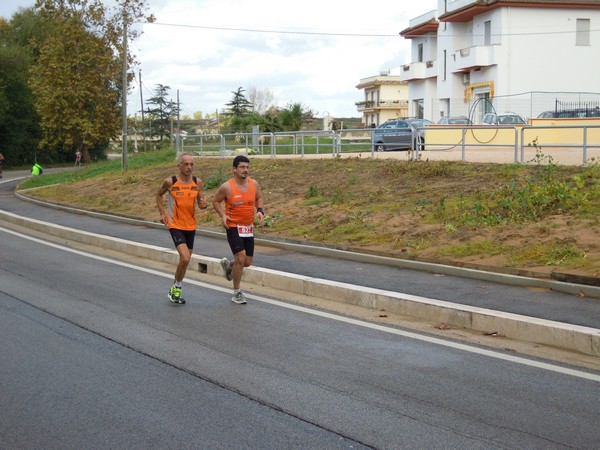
[121,11,128,171]
[322,111,330,130]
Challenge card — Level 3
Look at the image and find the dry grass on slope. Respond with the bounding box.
[28,156,600,280]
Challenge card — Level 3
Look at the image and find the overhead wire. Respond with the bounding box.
[136,20,600,38]
[134,21,402,37]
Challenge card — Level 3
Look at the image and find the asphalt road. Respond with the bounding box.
[2,170,600,448]
[2,221,600,449]
[1,171,600,329]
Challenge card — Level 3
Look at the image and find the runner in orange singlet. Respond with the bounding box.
[213,155,264,304]
[156,153,207,304]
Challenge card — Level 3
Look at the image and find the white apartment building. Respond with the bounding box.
[400,0,600,122]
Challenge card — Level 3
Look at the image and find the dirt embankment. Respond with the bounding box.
[28,156,600,282]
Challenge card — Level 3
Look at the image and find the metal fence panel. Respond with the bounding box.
[182,124,600,166]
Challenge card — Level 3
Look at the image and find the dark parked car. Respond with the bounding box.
[372,118,431,152]
[407,118,432,146]
[538,108,600,118]
[481,112,526,125]
[406,118,433,129]
[437,116,471,125]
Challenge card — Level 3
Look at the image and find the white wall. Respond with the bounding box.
[499,8,600,94]
[412,36,438,63]
[408,3,600,120]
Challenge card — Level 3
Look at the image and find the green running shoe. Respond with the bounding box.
[168,285,185,304]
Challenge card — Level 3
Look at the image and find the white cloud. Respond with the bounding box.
[1,0,439,119]
[130,0,439,119]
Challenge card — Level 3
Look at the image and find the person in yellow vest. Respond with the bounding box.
[155,153,207,304]
[213,155,265,305]
[31,163,43,176]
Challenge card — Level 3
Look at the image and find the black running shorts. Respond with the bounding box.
[226,227,254,257]
[169,228,195,249]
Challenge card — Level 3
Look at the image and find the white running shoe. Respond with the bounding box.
[220,257,233,281]
[231,291,247,304]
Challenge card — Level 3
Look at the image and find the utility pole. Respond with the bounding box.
[121,11,128,171]
[170,99,174,150]
[139,70,146,152]
[176,89,181,155]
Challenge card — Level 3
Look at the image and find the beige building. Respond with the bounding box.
[355,74,409,126]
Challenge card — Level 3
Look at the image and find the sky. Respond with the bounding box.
[1,0,439,119]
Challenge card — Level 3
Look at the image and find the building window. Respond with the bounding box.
[414,99,424,119]
[475,92,492,122]
[576,18,590,46]
[443,50,447,81]
[484,20,491,46]
[418,43,423,63]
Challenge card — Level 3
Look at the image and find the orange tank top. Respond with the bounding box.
[168,175,199,231]
[225,178,256,227]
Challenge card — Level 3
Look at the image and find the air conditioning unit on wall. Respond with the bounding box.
[463,73,471,85]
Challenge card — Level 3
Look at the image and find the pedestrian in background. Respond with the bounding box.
[31,162,43,176]
[0,152,4,178]
[213,155,265,304]
[156,153,207,304]
[75,149,82,166]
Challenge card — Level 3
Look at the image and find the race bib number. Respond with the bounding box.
[237,224,254,237]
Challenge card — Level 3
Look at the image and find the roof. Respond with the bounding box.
[400,18,439,38]
[438,0,600,23]
[355,77,406,89]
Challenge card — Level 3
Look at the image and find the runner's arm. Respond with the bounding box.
[196,181,208,210]
[156,177,173,225]
[212,182,231,229]
[254,180,265,226]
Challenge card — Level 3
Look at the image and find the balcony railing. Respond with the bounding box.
[400,61,429,81]
[452,45,495,72]
[355,99,409,110]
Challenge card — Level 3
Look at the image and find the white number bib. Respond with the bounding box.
[237,224,254,237]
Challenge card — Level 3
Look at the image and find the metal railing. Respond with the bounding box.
[180,124,600,166]
[181,130,344,157]
[520,125,600,165]
[412,125,520,163]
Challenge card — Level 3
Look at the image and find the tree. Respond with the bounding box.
[29,0,154,163]
[279,102,314,131]
[0,8,49,165]
[225,87,253,117]
[144,84,178,142]
[30,16,118,162]
[0,44,42,165]
[246,86,273,115]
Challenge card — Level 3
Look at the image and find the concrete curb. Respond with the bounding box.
[13,190,600,300]
[1,208,599,357]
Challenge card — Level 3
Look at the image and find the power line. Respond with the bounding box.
[136,21,400,37]
[137,20,600,38]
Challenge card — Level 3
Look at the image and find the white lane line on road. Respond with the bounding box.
[0,176,28,185]
[3,225,599,383]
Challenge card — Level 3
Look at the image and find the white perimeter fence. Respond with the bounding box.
[179,124,600,166]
